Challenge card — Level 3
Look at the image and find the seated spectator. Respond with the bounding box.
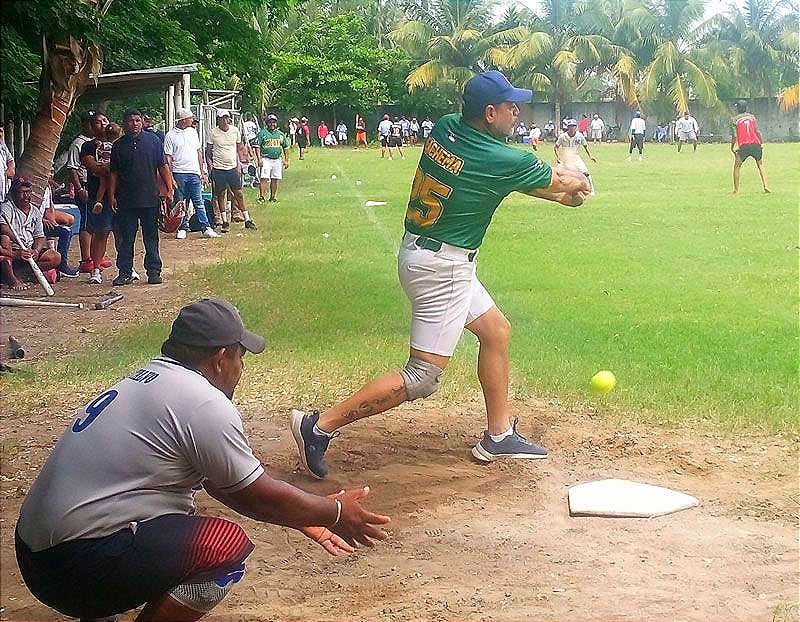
[41,178,78,278]
[324,131,338,147]
[0,177,61,290]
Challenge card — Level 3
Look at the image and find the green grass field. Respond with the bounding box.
[5,141,798,430]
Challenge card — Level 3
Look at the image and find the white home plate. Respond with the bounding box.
[568,479,699,518]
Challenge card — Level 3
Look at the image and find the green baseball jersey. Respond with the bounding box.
[252,128,289,159]
[404,114,553,249]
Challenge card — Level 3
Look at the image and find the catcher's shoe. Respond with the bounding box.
[291,409,336,479]
[472,419,548,462]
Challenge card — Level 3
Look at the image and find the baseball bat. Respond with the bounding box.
[94,294,123,310]
[0,297,83,309]
[1,214,55,296]
[8,336,24,359]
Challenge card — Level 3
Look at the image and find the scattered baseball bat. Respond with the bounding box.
[94,294,123,310]
[8,336,24,359]
[1,213,55,296]
[0,297,83,309]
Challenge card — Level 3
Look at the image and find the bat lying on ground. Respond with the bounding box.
[0,297,83,309]
[1,214,55,296]
[94,294,123,310]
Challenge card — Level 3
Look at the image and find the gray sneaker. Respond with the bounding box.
[472,419,548,462]
[290,409,336,479]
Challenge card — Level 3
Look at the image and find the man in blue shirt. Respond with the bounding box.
[109,109,174,286]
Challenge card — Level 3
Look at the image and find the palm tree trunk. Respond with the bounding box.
[16,36,101,209]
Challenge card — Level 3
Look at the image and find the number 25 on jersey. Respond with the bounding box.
[406,167,453,228]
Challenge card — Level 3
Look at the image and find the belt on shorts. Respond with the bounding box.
[412,234,477,262]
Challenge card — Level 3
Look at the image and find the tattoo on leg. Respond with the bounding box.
[341,383,407,422]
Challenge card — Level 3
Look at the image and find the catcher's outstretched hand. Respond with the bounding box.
[330,486,390,548]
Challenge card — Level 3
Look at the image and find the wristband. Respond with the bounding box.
[331,498,342,526]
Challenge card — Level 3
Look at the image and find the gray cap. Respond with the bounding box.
[169,298,265,353]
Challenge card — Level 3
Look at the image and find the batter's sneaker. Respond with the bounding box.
[290,409,335,479]
[471,420,548,462]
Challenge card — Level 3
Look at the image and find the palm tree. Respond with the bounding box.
[499,0,638,127]
[389,0,522,97]
[14,3,107,209]
[700,0,798,98]
[637,0,719,114]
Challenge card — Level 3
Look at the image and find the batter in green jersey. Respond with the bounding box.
[291,71,591,477]
[251,114,290,203]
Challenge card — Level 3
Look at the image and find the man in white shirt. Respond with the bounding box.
[589,114,605,143]
[336,121,347,145]
[627,110,647,161]
[675,111,699,153]
[377,114,392,159]
[164,107,218,239]
[528,122,542,150]
[206,110,256,233]
[15,298,390,622]
[420,116,433,140]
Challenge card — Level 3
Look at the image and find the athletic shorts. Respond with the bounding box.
[356,131,367,143]
[737,143,762,162]
[389,136,402,148]
[211,168,242,192]
[15,514,254,620]
[380,135,389,147]
[678,130,697,142]
[297,135,308,149]
[86,201,114,232]
[398,232,494,357]
[590,129,603,140]
[260,157,283,180]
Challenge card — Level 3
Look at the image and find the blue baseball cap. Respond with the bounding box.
[463,71,532,108]
[633,110,641,118]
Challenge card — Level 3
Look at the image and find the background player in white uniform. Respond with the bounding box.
[15,299,389,622]
[555,118,597,195]
[627,110,647,161]
[675,111,699,152]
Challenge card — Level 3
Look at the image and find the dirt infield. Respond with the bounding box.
[1,234,798,621]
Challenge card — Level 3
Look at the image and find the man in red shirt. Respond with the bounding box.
[317,121,329,148]
[730,100,769,194]
[578,114,590,135]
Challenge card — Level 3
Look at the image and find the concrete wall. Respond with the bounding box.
[518,98,799,141]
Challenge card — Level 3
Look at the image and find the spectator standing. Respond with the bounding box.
[66,112,99,273]
[142,114,165,144]
[400,116,411,144]
[0,124,15,203]
[515,122,528,143]
[377,114,392,158]
[79,112,119,283]
[730,100,769,194]
[589,114,605,143]
[252,114,290,203]
[164,107,218,240]
[420,116,433,140]
[296,117,310,159]
[288,117,299,146]
[317,121,329,147]
[354,115,368,148]
[108,109,174,286]
[336,121,347,145]
[0,177,61,290]
[82,123,123,284]
[627,110,647,161]
[676,111,699,152]
[544,119,555,140]
[578,114,590,135]
[207,110,256,233]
